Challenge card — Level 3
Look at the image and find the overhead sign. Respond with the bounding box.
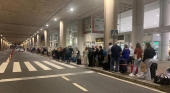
[111,30,118,39]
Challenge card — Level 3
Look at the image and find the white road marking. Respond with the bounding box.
[24,62,37,71]
[70,63,85,67]
[98,73,166,93]
[43,61,64,69]
[13,62,21,72]
[0,62,9,73]
[34,61,51,70]
[0,71,94,83]
[51,60,76,68]
[61,76,70,81]
[73,83,88,92]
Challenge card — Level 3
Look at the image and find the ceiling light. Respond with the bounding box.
[46,24,49,27]
[37,31,39,33]
[41,29,42,30]
[54,18,57,21]
[70,8,74,11]
[0,35,2,36]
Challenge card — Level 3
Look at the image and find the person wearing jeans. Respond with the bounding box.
[140,43,156,80]
[129,43,143,77]
[110,42,122,72]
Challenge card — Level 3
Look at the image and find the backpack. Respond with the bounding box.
[103,50,107,57]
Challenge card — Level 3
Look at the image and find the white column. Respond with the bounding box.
[32,37,34,47]
[77,20,84,56]
[160,32,170,61]
[132,0,144,49]
[104,0,119,49]
[44,30,48,47]
[37,34,40,47]
[29,39,32,48]
[59,21,66,47]
[1,38,3,51]
[124,34,130,47]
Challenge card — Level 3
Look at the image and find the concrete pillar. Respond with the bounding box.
[37,34,40,47]
[160,32,170,61]
[77,20,84,55]
[1,38,3,51]
[59,21,66,47]
[159,0,170,61]
[44,30,48,47]
[29,39,32,48]
[104,0,119,49]
[32,37,34,47]
[132,0,144,49]
[0,37,1,51]
[124,34,130,47]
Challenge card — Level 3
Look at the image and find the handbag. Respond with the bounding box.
[140,62,147,72]
[154,73,170,86]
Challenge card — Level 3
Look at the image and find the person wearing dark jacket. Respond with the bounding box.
[140,43,156,81]
[98,46,104,67]
[111,42,122,72]
[122,45,130,60]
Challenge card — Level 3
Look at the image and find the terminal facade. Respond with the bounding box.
[0,0,169,61]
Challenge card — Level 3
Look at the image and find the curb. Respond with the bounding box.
[86,67,170,93]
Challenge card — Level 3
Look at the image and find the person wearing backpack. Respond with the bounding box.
[98,46,104,67]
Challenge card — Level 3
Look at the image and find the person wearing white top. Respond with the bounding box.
[106,42,113,69]
[128,46,134,65]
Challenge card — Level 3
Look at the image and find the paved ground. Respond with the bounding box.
[0,51,166,93]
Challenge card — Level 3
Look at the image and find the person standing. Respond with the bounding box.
[93,46,99,67]
[129,43,143,77]
[128,46,134,65]
[122,45,130,61]
[65,47,71,63]
[107,43,113,70]
[98,46,104,67]
[140,43,156,80]
[110,42,122,72]
[69,46,74,62]
[76,48,80,60]
[88,47,94,67]
[83,47,89,66]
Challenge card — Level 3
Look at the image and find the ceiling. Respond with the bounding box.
[0,0,157,44]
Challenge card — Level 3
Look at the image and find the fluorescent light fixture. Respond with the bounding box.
[46,24,49,27]
[70,8,74,11]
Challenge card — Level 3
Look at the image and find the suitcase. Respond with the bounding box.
[72,57,77,62]
[119,59,127,73]
[102,62,109,70]
[131,64,138,74]
[150,63,157,79]
[77,59,81,65]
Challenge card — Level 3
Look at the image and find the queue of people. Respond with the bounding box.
[106,42,156,81]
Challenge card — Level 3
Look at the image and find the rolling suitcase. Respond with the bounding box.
[77,59,81,65]
[119,59,127,73]
[102,62,109,70]
[150,63,157,79]
[72,57,77,62]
